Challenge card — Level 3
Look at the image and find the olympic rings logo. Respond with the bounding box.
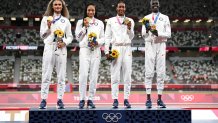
[181,95,194,101]
[102,113,122,122]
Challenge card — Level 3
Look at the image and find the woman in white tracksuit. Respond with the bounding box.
[75,3,104,109]
[39,0,73,109]
[105,1,134,108]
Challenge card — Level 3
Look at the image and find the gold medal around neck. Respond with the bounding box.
[151,25,156,30]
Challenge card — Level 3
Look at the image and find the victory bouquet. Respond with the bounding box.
[54,29,64,55]
[142,18,150,31]
[54,29,64,41]
[141,17,158,36]
[107,49,119,61]
[88,32,98,51]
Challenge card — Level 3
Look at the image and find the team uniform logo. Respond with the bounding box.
[60,19,65,23]
[89,22,98,26]
[159,17,163,21]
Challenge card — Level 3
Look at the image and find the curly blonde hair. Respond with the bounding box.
[44,0,69,18]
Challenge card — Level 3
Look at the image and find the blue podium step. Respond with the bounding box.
[29,107,191,123]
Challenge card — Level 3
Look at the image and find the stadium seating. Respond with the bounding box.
[0,0,218,17]
[0,56,15,83]
[169,57,218,84]
[19,56,58,83]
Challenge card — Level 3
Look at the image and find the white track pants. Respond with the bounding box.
[41,43,67,100]
[111,45,132,99]
[144,42,166,90]
[79,48,101,100]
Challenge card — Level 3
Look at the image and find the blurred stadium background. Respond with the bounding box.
[0,0,218,122]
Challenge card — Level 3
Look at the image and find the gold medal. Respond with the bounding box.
[123,18,130,25]
[47,16,53,22]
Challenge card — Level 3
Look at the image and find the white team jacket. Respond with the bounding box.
[142,12,171,43]
[40,15,73,54]
[75,18,105,48]
[105,16,135,54]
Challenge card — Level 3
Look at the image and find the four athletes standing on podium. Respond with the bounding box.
[39,0,171,109]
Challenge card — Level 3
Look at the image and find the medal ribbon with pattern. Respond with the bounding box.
[52,15,61,24]
[152,12,160,25]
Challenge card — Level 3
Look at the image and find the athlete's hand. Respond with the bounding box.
[127,21,131,30]
[83,18,89,28]
[106,54,111,60]
[47,21,52,29]
[57,41,66,48]
[151,30,158,37]
[146,26,151,33]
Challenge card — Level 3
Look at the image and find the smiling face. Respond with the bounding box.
[151,0,160,13]
[87,5,95,18]
[116,2,126,16]
[52,0,63,14]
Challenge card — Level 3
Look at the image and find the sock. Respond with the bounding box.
[147,94,151,100]
[158,94,162,100]
[157,89,163,95]
[146,88,151,94]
